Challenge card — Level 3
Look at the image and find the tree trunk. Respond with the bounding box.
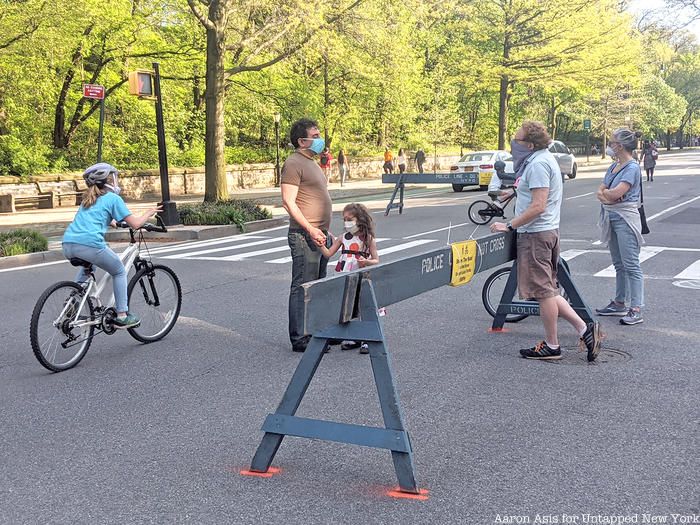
[204,7,228,202]
[323,55,330,146]
[498,75,509,150]
[497,34,511,150]
[549,96,557,140]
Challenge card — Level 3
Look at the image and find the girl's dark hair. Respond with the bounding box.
[290,118,319,148]
[344,203,375,245]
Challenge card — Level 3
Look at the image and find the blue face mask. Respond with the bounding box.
[511,140,534,173]
[305,137,325,155]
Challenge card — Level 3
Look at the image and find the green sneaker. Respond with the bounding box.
[113,313,141,329]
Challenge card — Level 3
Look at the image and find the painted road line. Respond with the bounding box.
[160,236,286,259]
[674,260,700,280]
[148,235,266,255]
[376,239,437,255]
[594,246,666,277]
[404,223,470,239]
[0,259,67,273]
[565,192,594,200]
[559,249,589,261]
[646,195,700,221]
[267,239,391,264]
[222,245,291,261]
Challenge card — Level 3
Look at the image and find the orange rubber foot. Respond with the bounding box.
[240,467,281,478]
[387,488,429,500]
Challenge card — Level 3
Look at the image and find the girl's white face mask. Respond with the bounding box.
[344,220,359,234]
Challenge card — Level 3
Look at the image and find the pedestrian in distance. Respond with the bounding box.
[62,163,162,330]
[337,148,349,186]
[281,118,333,352]
[640,140,658,182]
[319,202,380,354]
[396,148,407,174]
[319,147,333,181]
[595,128,645,326]
[415,148,426,173]
[383,147,394,174]
[490,121,602,362]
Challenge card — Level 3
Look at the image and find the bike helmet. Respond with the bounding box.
[83,162,118,187]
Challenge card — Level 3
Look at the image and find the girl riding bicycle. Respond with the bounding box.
[62,163,161,329]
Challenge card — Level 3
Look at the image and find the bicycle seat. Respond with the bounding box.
[69,257,93,269]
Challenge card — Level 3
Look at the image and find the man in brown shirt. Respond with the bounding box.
[281,118,333,352]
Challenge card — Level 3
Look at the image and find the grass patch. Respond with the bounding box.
[0,229,48,257]
[178,199,272,229]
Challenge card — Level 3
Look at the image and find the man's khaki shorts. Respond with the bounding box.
[517,229,560,300]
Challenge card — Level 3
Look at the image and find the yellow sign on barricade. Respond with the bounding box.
[450,240,477,286]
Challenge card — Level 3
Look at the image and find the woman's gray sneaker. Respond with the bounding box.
[620,309,643,325]
[595,301,627,316]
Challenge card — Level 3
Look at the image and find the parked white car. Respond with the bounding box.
[548,140,577,180]
[449,150,514,192]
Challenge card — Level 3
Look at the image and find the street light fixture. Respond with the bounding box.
[273,113,281,187]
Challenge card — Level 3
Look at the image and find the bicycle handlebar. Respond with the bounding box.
[115,215,168,233]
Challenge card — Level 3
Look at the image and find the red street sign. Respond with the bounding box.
[83,84,105,100]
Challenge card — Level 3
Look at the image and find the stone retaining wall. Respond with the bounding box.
[0,155,461,201]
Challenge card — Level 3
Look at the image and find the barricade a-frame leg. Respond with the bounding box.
[248,275,419,494]
[490,258,594,330]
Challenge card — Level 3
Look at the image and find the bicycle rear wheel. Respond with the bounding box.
[30,281,95,372]
[482,267,528,323]
[127,264,182,343]
[468,200,496,225]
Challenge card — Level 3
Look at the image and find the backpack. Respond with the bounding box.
[320,153,329,166]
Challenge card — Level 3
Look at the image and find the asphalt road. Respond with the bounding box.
[1,151,699,524]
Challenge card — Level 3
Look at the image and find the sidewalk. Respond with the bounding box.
[0,177,406,237]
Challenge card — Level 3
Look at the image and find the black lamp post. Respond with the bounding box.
[274,113,281,187]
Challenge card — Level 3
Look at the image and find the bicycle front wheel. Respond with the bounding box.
[127,264,182,343]
[482,267,528,323]
[468,200,495,225]
[30,281,95,372]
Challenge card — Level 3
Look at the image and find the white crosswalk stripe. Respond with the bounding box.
[160,236,286,259]
[674,260,700,280]
[594,246,665,277]
[149,232,700,284]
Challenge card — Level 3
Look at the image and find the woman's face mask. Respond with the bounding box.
[606,145,616,158]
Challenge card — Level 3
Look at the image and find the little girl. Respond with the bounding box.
[320,203,379,353]
[62,163,161,329]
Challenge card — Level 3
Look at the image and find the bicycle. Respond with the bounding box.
[30,216,182,372]
[482,258,571,323]
[468,191,516,225]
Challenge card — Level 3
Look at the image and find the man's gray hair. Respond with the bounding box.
[611,128,640,152]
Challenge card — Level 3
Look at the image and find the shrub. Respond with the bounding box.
[0,229,48,257]
[178,199,272,229]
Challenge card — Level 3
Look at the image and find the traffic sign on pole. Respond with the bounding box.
[583,119,591,131]
[82,84,105,100]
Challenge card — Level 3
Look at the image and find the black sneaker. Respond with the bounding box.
[359,343,369,354]
[292,335,311,353]
[579,321,602,362]
[341,340,362,351]
[519,341,562,360]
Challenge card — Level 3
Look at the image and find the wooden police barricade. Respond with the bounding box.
[247,231,520,494]
[489,259,594,331]
[382,172,479,216]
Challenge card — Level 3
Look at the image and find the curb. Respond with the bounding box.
[0,249,64,270]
